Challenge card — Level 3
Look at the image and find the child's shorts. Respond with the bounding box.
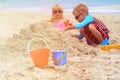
[81,25,109,44]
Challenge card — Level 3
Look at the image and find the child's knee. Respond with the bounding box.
[88,24,95,30]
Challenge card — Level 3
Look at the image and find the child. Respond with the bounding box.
[43,4,72,30]
[64,3,109,45]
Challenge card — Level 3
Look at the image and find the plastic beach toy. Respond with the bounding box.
[100,38,110,45]
[100,44,120,51]
[64,20,73,26]
[27,38,50,68]
[52,50,68,66]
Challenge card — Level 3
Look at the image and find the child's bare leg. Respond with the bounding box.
[80,29,93,44]
[88,24,103,43]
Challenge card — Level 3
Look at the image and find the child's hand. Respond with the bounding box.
[64,20,73,27]
[63,25,74,31]
[63,26,69,31]
[63,20,75,31]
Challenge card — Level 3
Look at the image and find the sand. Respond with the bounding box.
[0,11,120,80]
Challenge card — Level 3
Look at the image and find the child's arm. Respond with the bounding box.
[64,25,75,31]
[75,14,94,29]
[64,14,94,31]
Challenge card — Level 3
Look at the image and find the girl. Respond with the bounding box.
[44,4,72,30]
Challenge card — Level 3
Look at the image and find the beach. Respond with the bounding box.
[0,11,120,80]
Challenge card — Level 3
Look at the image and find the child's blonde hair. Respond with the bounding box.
[51,4,64,20]
[73,3,88,16]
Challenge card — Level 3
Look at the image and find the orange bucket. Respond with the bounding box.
[27,38,50,68]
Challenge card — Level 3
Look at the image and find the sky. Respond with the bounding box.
[0,0,120,11]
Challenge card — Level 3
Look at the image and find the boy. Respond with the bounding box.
[64,3,109,45]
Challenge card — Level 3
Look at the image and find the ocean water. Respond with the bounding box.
[0,0,120,14]
[90,10,120,14]
[0,0,120,10]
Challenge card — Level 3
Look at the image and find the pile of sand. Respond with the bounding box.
[0,16,120,80]
[0,22,101,80]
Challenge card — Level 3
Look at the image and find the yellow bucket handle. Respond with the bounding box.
[27,38,49,56]
[53,52,67,63]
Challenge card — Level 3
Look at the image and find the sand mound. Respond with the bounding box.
[1,21,120,80]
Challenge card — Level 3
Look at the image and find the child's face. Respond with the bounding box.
[52,9,63,18]
[73,11,85,22]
